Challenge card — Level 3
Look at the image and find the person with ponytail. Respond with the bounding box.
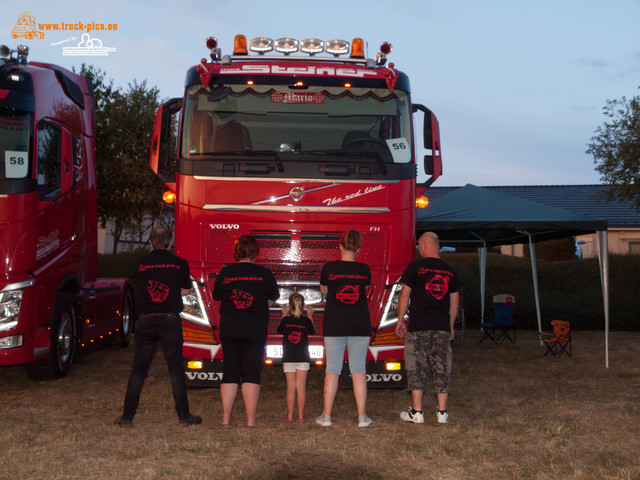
[277,292,315,422]
[316,229,373,428]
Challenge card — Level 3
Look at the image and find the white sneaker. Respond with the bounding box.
[358,415,372,427]
[437,409,449,424]
[400,407,424,424]
[315,415,332,427]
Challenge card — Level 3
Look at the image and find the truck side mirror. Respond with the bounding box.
[150,97,182,188]
[412,103,443,188]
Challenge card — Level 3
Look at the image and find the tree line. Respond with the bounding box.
[76,65,167,253]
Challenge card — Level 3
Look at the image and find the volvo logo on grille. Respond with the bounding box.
[289,186,305,202]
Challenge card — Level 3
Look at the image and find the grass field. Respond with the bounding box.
[1,329,638,479]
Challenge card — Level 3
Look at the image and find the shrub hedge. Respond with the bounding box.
[443,252,640,331]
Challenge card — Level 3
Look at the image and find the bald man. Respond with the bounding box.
[395,232,459,424]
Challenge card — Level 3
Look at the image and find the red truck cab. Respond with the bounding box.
[0,44,133,379]
[150,35,442,387]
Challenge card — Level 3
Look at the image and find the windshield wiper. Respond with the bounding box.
[308,151,388,176]
[189,150,284,173]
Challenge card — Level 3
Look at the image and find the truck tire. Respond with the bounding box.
[25,293,77,380]
[119,287,134,347]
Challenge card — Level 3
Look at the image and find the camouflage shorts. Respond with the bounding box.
[404,330,452,394]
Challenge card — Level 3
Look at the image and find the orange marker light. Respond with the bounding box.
[234,34,248,55]
[350,38,365,58]
[163,191,176,204]
[416,196,429,208]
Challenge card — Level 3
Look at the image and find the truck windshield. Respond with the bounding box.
[181,84,413,164]
[0,109,31,180]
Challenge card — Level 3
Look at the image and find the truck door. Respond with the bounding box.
[34,122,80,294]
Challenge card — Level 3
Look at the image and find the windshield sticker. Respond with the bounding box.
[271,92,325,104]
[4,150,28,178]
[386,137,411,163]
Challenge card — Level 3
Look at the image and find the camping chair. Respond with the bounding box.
[479,294,516,344]
[540,320,572,357]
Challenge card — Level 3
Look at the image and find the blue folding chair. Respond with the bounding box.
[479,294,516,344]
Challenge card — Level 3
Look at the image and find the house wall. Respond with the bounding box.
[577,228,640,257]
[499,228,640,259]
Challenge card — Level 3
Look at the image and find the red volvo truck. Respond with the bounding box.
[150,35,442,387]
[0,45,134,379]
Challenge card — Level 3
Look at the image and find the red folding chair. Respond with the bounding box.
[540,320,572,357]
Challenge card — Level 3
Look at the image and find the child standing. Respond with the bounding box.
[277,293,315,422]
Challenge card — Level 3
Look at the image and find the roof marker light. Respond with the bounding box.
[275,37,299,54]
[300,38,324,55]
[206,36,221,61]
[376,41,392,66]
[233,35,248,55]
[325,39,349,56]
[249,36,273,54]
[350,38,365,58]
[206,37,218,50]
[380,42,392,55]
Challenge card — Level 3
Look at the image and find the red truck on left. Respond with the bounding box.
[0,45,134,379]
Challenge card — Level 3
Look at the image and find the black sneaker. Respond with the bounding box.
[179,414,202,426]
[114,416,133,427]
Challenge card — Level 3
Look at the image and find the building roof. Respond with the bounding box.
[426,185,640,227]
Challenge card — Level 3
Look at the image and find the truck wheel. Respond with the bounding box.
[119,288,134,347]
[25,293,76,380]
[50,294,76,378]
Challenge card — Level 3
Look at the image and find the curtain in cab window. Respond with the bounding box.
[37,124,61,199]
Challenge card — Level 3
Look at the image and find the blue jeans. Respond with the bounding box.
[122,314,191,421]
[324,336,370,375]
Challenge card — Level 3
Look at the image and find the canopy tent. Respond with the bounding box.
[416,184,611,366]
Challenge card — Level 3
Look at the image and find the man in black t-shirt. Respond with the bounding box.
[395,232,459,425]
[115,227,201,427]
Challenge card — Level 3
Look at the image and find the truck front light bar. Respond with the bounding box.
[207,35,388,64]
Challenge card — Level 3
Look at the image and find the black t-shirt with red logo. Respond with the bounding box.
[320,260,371,337]
[400,257,460,332]
[212,262,280,341]
[277,314,315,363]
[135,249,191,315]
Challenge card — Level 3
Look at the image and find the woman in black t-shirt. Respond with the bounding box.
[212,235,279,427]
[316,230,372,428]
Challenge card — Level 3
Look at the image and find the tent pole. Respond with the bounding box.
[479,245,487,322]
[528,233,543,344]
[597,231,610,368]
